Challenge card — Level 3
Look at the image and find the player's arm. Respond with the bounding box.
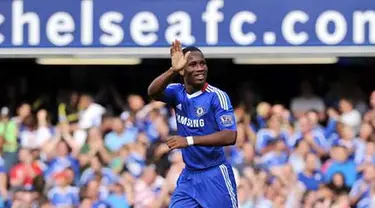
[147,68,179,101]
[167,129,237,150]
[192,130,237,146]
[147,39,191,101]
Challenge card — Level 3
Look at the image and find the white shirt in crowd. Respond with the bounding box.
[20,126,52,149]
[341,109,362,134]
[72,103,105,149]
[78,103,106,129]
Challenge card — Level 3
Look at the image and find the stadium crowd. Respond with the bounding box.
[0,79,374,208]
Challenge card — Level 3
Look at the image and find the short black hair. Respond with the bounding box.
[81,92,94,100]
[340,97,354,105]
[182,46,203,55]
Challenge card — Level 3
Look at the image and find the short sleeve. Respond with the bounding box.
[160,83,181,105]
[212,90,237,131]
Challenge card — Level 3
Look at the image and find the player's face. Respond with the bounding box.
[183,51,208,87]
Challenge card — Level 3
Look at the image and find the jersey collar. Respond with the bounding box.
[201,82,209,92]
[186,82,208,99]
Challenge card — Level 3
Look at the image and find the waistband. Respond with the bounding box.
[184,162,230,174]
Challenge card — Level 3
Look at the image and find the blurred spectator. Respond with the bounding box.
[47,170,79,207]
[106,183,131,208]
[290,116,330,158]
[77,94,106,130]
[297,153,324,191]
[324,145,357,187]
[339,98,362,135]
[104,117,138,152]
[80,154,119,187]
[237,178,253,208]
[80,179,111,207]
[20,109,52,149]
[0,107,18,172]
[125,142,147,179]
[19,115,38,149]
[255,114,290,155]
[349,165,375,207]
[290,81,325,120]
[79,127,111,167]
[253,102,271,131]
[333,125,364,163]
[70,94,106,150]
[9,148,42,190]
[308,109,337,141]
[43,139,80,185]
[121,94,144,115]
[288,140,310,173]
[134,164,164,208]
[13,103,31,129]
[58,91,80,125]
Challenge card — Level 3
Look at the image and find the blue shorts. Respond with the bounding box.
[169,163,238,208]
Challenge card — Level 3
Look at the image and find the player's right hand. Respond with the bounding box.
[170,39,191,72]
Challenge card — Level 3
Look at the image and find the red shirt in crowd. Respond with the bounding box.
[10,162,43,187]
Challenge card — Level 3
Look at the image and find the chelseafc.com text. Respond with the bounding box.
[0,0,374,47]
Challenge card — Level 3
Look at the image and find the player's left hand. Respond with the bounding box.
[166,135,188,150]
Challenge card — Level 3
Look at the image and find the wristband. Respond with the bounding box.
[186,136,194,146]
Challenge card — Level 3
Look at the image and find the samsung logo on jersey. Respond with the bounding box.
[176,114,205,128]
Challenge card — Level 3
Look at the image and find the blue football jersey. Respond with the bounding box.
[161,83,237,171]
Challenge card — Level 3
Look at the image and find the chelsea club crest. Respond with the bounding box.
[195,106,206,117]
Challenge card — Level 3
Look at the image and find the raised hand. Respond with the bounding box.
[170,39,191,72]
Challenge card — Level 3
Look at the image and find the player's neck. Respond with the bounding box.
[185,83,205,95]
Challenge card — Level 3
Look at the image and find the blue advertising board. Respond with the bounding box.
[0,0,374,57]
